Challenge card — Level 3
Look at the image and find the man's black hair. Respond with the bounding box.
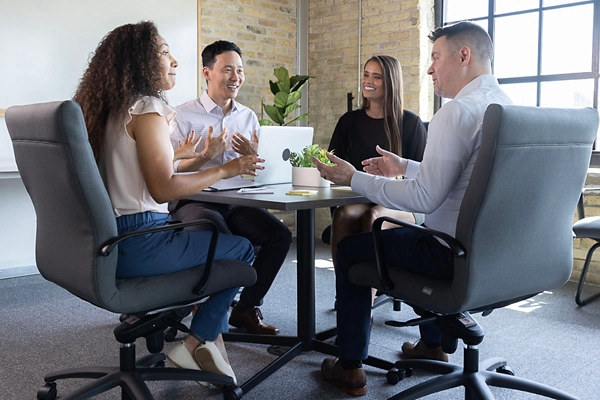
[202,40,242,68]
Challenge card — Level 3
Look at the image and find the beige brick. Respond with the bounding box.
[201,0,434,232]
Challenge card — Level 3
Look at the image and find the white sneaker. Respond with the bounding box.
[195,340,237,386]
[166,341,210,386]
[166,341,237,387]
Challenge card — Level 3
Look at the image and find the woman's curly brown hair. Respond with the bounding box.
[73,21,166,159]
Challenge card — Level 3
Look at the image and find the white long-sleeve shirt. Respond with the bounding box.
[351,74,512,238]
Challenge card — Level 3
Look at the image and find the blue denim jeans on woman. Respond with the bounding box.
[115,211,255,341]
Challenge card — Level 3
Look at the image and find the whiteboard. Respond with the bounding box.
[0,0,198,164]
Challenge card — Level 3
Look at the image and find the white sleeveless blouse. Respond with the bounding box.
[99,96,176,217]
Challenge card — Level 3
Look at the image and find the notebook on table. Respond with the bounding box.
[203,125,314,191]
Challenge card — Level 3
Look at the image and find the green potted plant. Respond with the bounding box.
[259,67,313,126]
[289,144,333,187]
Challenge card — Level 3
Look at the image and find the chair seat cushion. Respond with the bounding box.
[111,259,256,314]
[573,216,600,239]
[349,261,454,311]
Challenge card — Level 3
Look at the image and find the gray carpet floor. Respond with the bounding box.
[1,240,599,400]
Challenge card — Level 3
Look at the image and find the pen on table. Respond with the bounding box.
[237,187,274,194]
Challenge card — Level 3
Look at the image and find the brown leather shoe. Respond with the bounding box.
[321,358,367,396]
[229,306,280,335]
[401,340,449,362]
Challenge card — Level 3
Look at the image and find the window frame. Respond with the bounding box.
[434,0,600,166]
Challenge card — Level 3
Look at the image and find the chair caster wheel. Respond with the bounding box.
[164,327,178,342]
[496,365,515,376]
[223,386,243,400]
[37,382,57,400]
[386,367,405,385]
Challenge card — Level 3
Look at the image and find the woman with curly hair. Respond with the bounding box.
[73,21,262,385]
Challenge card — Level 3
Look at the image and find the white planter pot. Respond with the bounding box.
[292,166,330,187]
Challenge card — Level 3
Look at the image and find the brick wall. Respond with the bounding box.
[199,0,298,117]
[199,0,300,229]
[199,0,435,236]
[307,0,434,150]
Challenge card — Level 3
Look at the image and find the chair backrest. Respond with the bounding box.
[352,104,599,315]
[453,104,598,312]
[7,100,257,314]
[6,101,120,308]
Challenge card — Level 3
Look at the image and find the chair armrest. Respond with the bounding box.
[371,216,466,290]
[577,187,600,219]
[100,219,220,295]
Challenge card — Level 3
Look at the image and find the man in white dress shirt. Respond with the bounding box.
[314,22,513,396]
[170,40,291,336]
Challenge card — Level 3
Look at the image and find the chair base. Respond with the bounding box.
[37,343,239,400]
[373,293,402,311]
[388,346,578,400]
[576,242,600,306]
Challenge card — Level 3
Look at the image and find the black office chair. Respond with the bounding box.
[6,100,257,400]
[572,187,600,306]
[349,104,598,399]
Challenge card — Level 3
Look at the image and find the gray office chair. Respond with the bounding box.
[349,104,598,400]
[572,188,600,306]
[5,100,257,400]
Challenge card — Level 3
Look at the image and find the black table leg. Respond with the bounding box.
[222,207,394,399]
[296,208,315,349]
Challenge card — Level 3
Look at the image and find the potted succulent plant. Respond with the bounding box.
[259,67,313,126]
[289,144,333,187]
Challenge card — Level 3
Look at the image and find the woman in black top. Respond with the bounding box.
[327,55,427,268]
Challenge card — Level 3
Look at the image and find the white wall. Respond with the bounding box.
[0,0,198,278]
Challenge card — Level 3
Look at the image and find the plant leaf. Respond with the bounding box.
[258,119,273,126]
[283,103,300,118]
[288,143,333,166]
[277,81,291,94]
[269,80,279,96]
[264,104,285,125]
[290,75,312,92]
[284,113,309,125]
[274,92,289,109]
[274,67,290,85]
[286,90,301,106]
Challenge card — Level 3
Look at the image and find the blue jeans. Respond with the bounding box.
[170,200,292,309]
[335,227,453,361]
[115,211,255,341]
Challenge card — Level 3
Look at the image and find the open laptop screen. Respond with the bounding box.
[254,125,314,186]
[202,125,314,191]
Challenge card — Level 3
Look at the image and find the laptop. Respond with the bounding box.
[203,125,314,191]
[253,125,314,186]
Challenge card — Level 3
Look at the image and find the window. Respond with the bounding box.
[437,0,600,160]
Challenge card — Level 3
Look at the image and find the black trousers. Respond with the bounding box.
[170,200,292,309]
